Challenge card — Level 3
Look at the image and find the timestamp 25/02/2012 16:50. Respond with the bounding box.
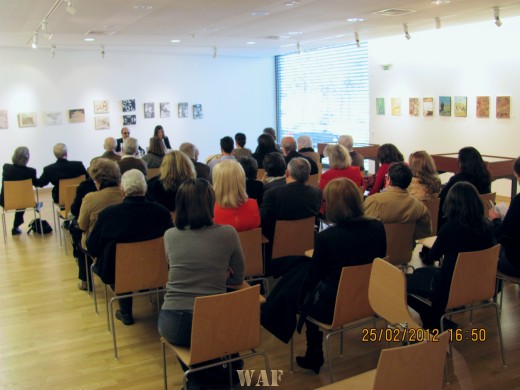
[361,327,487,343]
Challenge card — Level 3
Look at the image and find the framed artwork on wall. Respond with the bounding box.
[496,96,511,119]
[18,112,37,127]
[454,96,467,117]
[476,96,490,118]
[160,102,171,118]
[409,98,419,116]
[144,102,155,118]
[94,100,109,114]
[391,98,401,116]
[423,97,434,116]
[68,109,85,123]
[123,115,137,125]
[44,111,63,125]
[192,104,203,119]
[122,99,136,112]
[178,102,188,118]
[0,110,8,129]
[439,96,451,116]
[95,116,110,130]
[376,98,385,115]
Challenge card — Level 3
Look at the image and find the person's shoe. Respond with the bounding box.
[296,352,324,374]
[11,227,22,236]
[78,281,87,291]
[115,310,134,326]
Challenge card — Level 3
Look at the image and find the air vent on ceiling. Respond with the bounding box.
[85,30,117,36]
[373,8,416,16]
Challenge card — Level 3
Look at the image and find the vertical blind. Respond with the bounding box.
[275,42,369,148]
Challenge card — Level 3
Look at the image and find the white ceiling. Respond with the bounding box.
[1,0,520,57]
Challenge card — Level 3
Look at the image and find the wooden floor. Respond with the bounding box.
[1,189,519,389]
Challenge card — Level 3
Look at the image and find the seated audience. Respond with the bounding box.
[76,159,123,290]
[232,132,253,159]
[147,151,196,212]
[253,133,279,169]
[87,170,173,325]
[179,142,210,180]
[208,136,235,178]
[319,144,363,190]
[367,143,404,196]
[262,152,287,192]
[154,125,172,149]
[237,156,263,205]
[158,178,244,387]
[338,135,364,172]
[297,135,319,164]
[364,162,431,240]
[281,136,318,175]
[408,151,441,201]
[100,137,121,161]
[36,143,87,204]
[261,178,386,372]
[142,136,167,168]
[407,182,494,330]
[0,147,38,235]
[116,127,145,156]
[117,137,148,176]
[213,160,260,232]
[489,156,520,277]
[263,127,283,152]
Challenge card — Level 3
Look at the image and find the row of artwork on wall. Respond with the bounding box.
[0,99,204,130]
[376,96,511,119]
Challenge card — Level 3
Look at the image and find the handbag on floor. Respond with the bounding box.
[28,219,53,234]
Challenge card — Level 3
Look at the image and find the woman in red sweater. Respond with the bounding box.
[367,143,404,196]
[320,144,364,190]
[213,159,260,231]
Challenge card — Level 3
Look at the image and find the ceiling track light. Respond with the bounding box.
[296,42,302,54]
[435,17,441,29]
[41,20,53,40]
[355,32,360,48]
[494,7,502,27]
[31,34,39,49]
[100,45,105,59]
[212,46,217,59]
[50,45,56,58]
[66,0,77,15]
[403,23,411,40]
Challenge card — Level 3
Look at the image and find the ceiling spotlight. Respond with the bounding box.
[31,34,38,49]
[100,45,105,59]
[50,45,56,58]
[435,17,441,29]
[355,32,360,48]
[213,46,217,59]
[403,23,411,40]
[41,20,54,40]
[494,7,502,27]
[66,0,77,15]
[170,39,181,43]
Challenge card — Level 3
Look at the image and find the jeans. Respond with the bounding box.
[158,309,193,347]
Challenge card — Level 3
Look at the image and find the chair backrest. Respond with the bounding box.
[114,236,169,294]
[62,184,79,215]
[330,264,375,328]
[256,169,266,181]
[307,174,319,188]
[383,222,415,266]
[238,228,264,277]
[422,197,440,235]
[189,285,261,365]
[3,179,36,211]
[373,331,449,390]
[300,151,321,164]
[272,216,315,259]
[146,168,161,180]
[58,175,85,206]
[479,192,497,215]
[446,244,501,309]
[369,258,422,330]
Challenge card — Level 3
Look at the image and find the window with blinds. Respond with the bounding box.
[275,42,369,149]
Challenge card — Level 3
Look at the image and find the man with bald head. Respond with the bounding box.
[101,137,121,161]
[281,136,318,175]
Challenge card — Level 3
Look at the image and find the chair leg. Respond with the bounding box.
[289,337,294,373]
[494,303,507,367]
[91,264,98,314]
[500,281,505,311]
[162,341,168,390]
[52,202,57,232]
[325,333,334,383]
[85,255,91,296]
[2,213,6,245]
[37,212,44,240]
[105,285,110,332]
[109,297,119,360]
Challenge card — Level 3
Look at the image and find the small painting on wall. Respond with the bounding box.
[122,99,136,112]
[123,115,137,126]
[454,96,467,117]
[439,96,451,117]
[193,104,203,119]
[68,109,85,123]
[95,116,111,130]
[496,96,511,119]
[423,97,434,116]
[94,100,109,114]
[44,111,63,125]
[160,102,171,118]
[18,112,37,127]
[0,110,8,129]
[391,98,401,116]
[409,98,419,116]
[144,103,155,119]
[476,96,490,118]
[178,102,188,118]
[376,98,385,115]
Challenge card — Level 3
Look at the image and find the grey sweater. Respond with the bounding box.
[161,224,245,311]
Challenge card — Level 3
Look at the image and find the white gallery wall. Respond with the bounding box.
[369,16,520,196]
[0,48,275,178]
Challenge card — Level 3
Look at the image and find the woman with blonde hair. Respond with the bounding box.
[319,144,364,190]
[147,150,195,211]
[408,151,441,201]
[213,159,260,232]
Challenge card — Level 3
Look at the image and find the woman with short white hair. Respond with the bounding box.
[319,144,364,191]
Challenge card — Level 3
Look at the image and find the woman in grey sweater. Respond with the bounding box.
[158,178,245,347]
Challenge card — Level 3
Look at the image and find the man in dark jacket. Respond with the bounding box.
[281,136,318,175]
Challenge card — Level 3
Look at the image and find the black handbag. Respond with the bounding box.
[28,219,53,234]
